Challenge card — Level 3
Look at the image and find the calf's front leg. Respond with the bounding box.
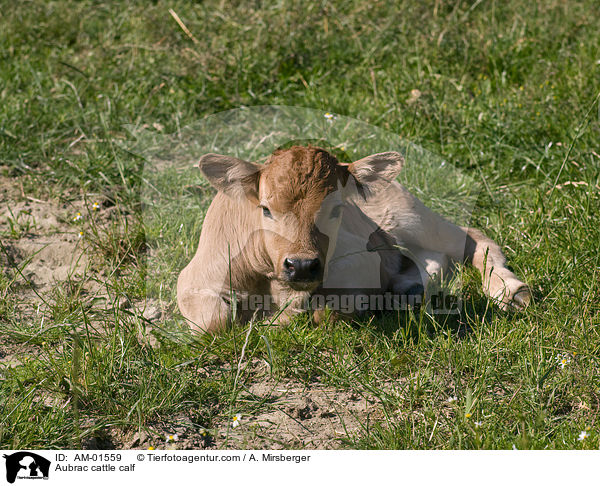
[177,288,232,333]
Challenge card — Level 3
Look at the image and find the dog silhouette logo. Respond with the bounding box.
[3,452,51,483]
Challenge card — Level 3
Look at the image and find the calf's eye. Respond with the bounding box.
[261,206,273,218]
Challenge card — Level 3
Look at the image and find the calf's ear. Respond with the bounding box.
[199,153,260,202]
[347,151,404,184]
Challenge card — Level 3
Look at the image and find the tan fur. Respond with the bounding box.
[177,146,530,333]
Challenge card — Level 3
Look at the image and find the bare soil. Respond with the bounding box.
[115,375,383,450]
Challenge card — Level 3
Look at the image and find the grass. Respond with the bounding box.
[1,0,599,449]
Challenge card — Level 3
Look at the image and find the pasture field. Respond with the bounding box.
[0,0,599,450]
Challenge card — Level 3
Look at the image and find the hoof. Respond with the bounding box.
[510,286,532,310]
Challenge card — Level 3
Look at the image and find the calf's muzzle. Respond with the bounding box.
[283,257,322,282]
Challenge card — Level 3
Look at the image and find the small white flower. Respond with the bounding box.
[78,231,84,239]
[556,353,571,369]
[232,414,242,428]
[447,396,457,403]
[324,112,337,121]
[73,212,82,222]
[474,421,483,428]
[578,430,589,441]
[92,202,100,211]
[165,433,179,442]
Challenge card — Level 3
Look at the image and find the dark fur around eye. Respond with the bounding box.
[330,205,343,218]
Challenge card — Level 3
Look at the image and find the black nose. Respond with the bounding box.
[283,258,322,281]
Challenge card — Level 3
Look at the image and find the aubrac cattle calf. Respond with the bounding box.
[177,146,531,333]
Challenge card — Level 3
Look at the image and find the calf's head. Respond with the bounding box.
[199,146,403,291]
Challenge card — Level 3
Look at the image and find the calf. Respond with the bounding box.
[177,146,530,333]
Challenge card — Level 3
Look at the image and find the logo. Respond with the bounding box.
[3,452,51,484]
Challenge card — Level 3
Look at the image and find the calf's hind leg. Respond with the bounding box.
[462,228,531,309]
[366,182,531,310]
